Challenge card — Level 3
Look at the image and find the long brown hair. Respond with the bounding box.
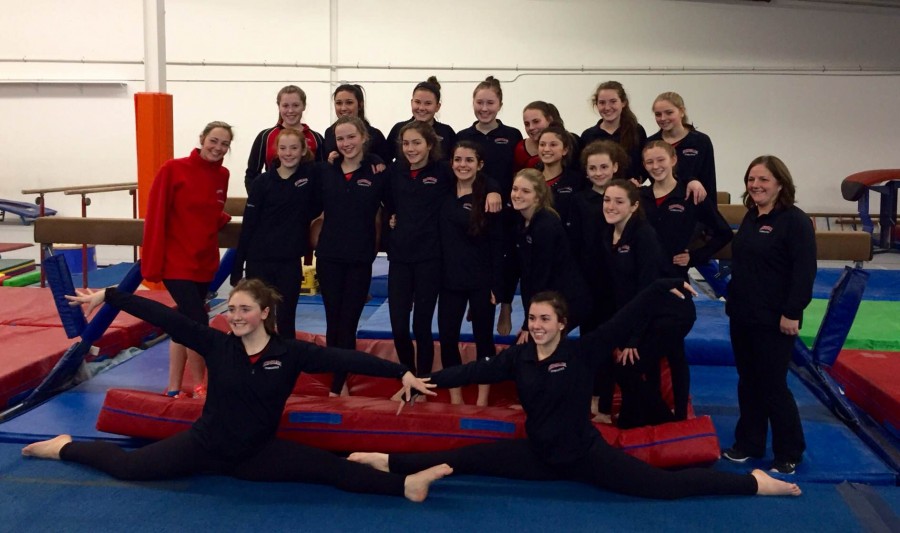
[453,141,488,237]
[592,81,640,155]
[230,278,283,335]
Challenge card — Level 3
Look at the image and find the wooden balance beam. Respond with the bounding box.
[33,217,243,249]
[713,204,872,261]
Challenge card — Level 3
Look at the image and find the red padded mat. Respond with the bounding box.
[0,324,72,407]
[830,349,900,433]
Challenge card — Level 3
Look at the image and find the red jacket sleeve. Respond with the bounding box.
[141,163,172,282]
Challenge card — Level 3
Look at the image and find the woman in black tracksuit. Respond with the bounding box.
[580,81,648,182]
[385,77,456,163]
[315,116,388,395]
[23,279,448,501]
[349,283,802,500]
[437,141,503,406]
[640,141,733,421]
[599,179,683,429]
[385,121,500,377]
[537,124,585,245]
[509,169,589,345]
[232,128,321,340]
[722,156,816,475]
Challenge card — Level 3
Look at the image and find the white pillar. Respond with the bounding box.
[143,0,167,93]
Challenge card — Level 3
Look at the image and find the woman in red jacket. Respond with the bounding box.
[142,121,233,399]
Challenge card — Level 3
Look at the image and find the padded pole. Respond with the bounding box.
[209,248,236,297]
[809,266,869,367]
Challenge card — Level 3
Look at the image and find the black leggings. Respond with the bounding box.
[60,431,405,496]
[437,287,496,368]
[389,438,756,500]
[163,279,209,324]
[317,258,373,394]
[615,317,694,429]
[388,259,441,376]
[245,259,301,340]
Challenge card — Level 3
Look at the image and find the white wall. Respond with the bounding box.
[1,0,899,225]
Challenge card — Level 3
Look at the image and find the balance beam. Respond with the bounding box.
[33,217,242,249]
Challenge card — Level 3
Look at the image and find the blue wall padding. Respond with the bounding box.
[43,254,87,338]
[460,418,516,434]
[684,299,734,366]
[210,249,236,294]
[814,267,897,301]
[811,266,869,367]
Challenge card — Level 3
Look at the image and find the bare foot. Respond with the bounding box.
[348,452,390,472]
[22,434,72,460]
[592,412,612,424]
[404,463,453,502]
[752,469,802,496]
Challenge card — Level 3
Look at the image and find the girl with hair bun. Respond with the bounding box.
[245,85,326,192]
[386,77,457,162]
[322,83,391,163]
[580,81,648,182]
[647,91,714,204]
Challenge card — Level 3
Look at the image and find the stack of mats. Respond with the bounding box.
[0,287,176,408]
[0,258,37,286]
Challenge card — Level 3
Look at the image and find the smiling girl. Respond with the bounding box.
[639,141,732,420]
[349,283,802,500]
[647,92,714,203]
[315,116,389,396]
[232,128,321,341]
[245,85,325,192]
[23,280,448,501]
[386,77,457,162]
[437,142,503,405]
[580,81,648,182]
[143,121,234,399]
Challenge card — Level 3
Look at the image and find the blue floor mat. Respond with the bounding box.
[691,365,896,485]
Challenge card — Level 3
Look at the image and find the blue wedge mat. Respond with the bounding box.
[814,268,900,301]
[690,365,896,485]
[685,299,733,366]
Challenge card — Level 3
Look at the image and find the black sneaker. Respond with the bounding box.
[769,460,798,475]
[721,448,752,463]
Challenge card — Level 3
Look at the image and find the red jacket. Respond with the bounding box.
[142,148,231,283]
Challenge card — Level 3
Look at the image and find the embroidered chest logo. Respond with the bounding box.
[462,203,472,211]
[356,179,372,187]
[262,360,283,370]
[525,235,533,244]
[548,362,567,373]
[217,189,226,204]
[557,186,573,194]
[618,244,631,254]
[668,204,685,213]
[494,138,510,145]
[759,225,774,234]
[682,149,699,156]
[422,177,438,185]
[294,178,309,188]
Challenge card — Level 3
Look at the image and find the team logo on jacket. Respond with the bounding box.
[557,187,573,194]
[494,138,510,145]
[357,179,372,187]
[262,360,283,370]
[294,178,309,188]
[548,362,567,373]
[668,204,685,213]
[759,225,774,234]
[422,177,438,185]
[463,203,472,211]
[683,149,699,156]
[618,244,631,254]
[525,235,533,244]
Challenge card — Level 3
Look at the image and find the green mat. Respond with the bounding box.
[801,298,900,351]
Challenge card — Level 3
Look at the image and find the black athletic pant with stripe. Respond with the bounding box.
[60,431,405,496]
[389,438,757,500]
[387,259,441,377]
